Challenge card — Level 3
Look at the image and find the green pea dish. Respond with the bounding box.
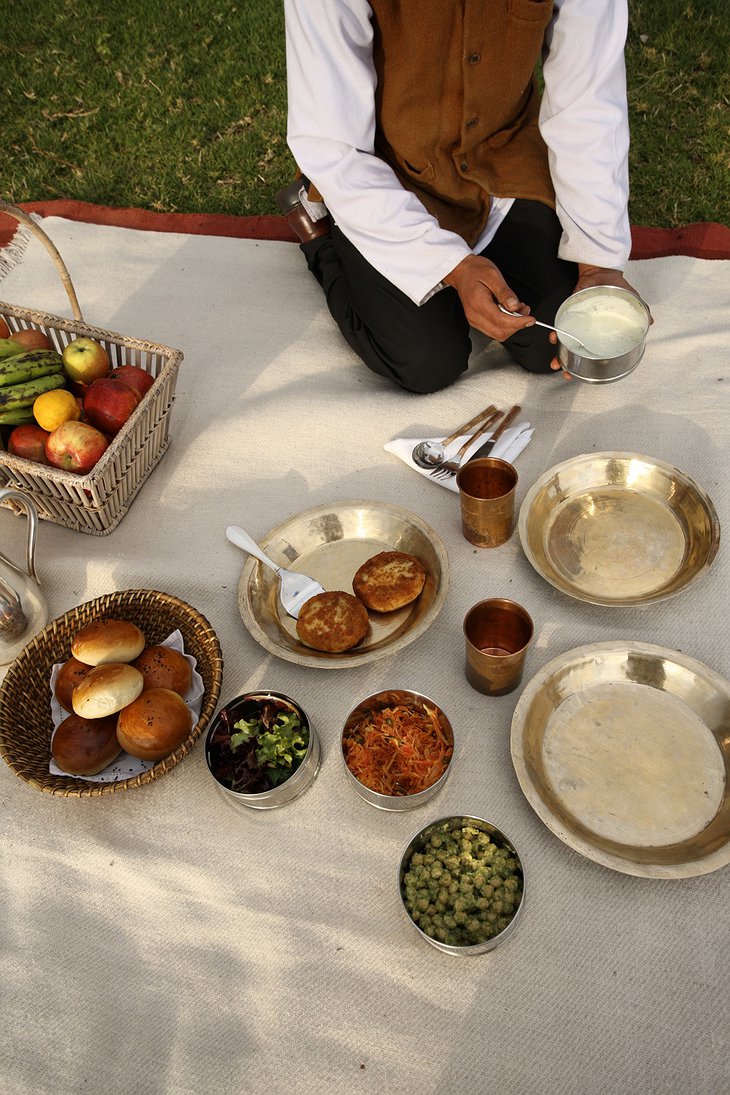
[398,815,525,955]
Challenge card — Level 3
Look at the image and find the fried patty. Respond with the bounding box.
[352,551,427,612]
[296,591,370,653]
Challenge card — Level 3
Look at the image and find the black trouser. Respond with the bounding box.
[301,199,579,394]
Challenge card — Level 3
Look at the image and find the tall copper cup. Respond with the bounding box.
[463,599,534,696]
[456,458,517,548]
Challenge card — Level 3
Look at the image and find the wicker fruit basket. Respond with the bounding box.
[0,588,223,797]
[0,200,183,535]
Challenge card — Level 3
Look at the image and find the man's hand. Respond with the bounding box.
[443,255,536,341]
[549,265,653,376]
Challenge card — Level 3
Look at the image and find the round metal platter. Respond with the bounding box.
[518,452,720,607]
[511,641,730,878]
[237,500,449,668]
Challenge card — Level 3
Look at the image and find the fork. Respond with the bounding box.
[225,525,325,618]
[429,409,502,479]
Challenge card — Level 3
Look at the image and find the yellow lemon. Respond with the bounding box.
[33,388,81,432]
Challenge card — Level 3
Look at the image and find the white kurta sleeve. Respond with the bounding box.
[283,0,471,304]
[540,0,632,271]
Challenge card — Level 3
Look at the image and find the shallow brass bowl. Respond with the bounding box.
[511,641,730,878]
[518,452,720,606]
[237,500,449,668]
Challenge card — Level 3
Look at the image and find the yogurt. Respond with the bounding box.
[557,295,647,359]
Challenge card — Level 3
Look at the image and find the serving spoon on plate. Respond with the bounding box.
[226,525,324,619]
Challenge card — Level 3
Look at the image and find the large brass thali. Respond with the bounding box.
[511,641,730,878]
[518,452,720,606]
[237,500,449,668]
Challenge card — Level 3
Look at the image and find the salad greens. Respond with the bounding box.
[231,709,308,787]
[207,694,311,794]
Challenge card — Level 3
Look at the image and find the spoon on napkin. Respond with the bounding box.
[226,525,324,619]
[411,403,497,469]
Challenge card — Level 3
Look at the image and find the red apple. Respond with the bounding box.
[7,424,51,464]
[62,337,110,384]
[10,328,53,351]
[45,421,109,474]
[0,317,10,339]
[109,364,155,400]
[83,377,141,436]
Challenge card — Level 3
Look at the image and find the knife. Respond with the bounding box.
[468,404,522,461]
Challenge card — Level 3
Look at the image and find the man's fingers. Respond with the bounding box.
[493,286,529,315]
[550,356,573,380]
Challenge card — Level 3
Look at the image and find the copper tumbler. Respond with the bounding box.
[463,599,534,696]
[456,458,517,548]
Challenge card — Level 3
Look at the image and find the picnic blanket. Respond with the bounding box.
[0,207,728,1095]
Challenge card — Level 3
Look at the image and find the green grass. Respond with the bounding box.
[2,0,728,227]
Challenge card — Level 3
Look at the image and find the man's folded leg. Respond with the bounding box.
[302,226,472,395]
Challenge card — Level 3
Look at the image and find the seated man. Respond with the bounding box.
[279,0,642,394]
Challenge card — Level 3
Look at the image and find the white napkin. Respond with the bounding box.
[384,421,533,492]
[48,629,205,782]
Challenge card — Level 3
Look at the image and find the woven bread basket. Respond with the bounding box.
[0,199,183,535]
[0,588,223,797]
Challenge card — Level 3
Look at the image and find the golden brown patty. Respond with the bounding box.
[296,591,370,653]
[352,551,427,612]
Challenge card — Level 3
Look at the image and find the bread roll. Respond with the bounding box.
[72,662,145,719]
[116,688,193,761]
[132,645,192,696]
[71,618,146,666]
[54,656,93,712]
[52,713,122,776]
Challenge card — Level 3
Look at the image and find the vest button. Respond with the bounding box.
[468,52,481,64]
[466,117,478,129]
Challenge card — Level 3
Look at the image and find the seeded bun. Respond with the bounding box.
[71,618,146,666]
[296,590,369,653]
[52,713,122,776]
[132,645,192,696]
[72,662,145,719]
[352,551,427,612]
[116,688,193,761]
[54,656,94,712]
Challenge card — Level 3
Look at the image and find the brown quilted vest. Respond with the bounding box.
[309,0,556,247]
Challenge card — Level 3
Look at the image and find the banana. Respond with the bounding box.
[0,407,36,426]
[0,338,26,361]
[0,349,64,388]
[0,371,67,411]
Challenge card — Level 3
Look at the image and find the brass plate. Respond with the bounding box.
[237,500,449,668]
[511,641,730,877]
[518,452,720,606]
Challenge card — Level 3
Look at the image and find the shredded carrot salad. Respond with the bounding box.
[343,703,453,796]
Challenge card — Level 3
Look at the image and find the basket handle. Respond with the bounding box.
[0,199,84,322]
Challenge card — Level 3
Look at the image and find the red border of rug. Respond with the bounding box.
[1,198,728,258]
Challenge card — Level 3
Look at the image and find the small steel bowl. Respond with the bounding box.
[205,690,320,809]
[555,285,650,383]
[398,815,526,955]
[341,689,454,811]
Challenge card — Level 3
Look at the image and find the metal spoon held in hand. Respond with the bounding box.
[497,304,594,354]
[225,525,324,619]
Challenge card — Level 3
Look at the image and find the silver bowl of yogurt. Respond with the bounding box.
[555,285,651,383]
